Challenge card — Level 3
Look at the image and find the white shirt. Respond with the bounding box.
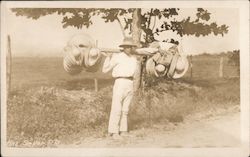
[102,52,138,78]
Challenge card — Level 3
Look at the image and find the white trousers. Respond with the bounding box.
[108,78,134,134]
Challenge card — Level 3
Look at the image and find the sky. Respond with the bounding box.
[5,7,239,57]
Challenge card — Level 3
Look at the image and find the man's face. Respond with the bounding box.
[123,46,135,55]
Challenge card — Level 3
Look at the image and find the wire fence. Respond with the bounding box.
[185,55,240,79]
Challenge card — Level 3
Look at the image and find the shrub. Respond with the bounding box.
[7,78,239,147]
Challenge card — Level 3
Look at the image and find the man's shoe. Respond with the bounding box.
[120,131,133,137]
[111,133,123,140]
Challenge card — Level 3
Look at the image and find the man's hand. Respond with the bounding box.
[101,51,113,57]
[135,48,159,56]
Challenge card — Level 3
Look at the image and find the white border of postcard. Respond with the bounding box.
[1,1,249,157]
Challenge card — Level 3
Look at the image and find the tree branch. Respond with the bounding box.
[151,15,156,32]
[116,17,126,38]
[147,9,153,29]
[145,9,153,43]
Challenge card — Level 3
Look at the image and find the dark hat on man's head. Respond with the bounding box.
[119,37,137,48]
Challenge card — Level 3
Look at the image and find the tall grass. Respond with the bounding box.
[7,77,239,147]
[7,56,240,147]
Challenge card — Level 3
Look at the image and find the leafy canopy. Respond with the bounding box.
[11,8,228,45]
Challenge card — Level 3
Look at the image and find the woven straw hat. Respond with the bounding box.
[119,37,137,48]
[84,48,101,67]
[145,57,156,76]
[68,34,95,48]
[68,34,101,68]
[63,34,103,74]
[172,55,189,79]
[63,53,82,75]
[145,54,189,79]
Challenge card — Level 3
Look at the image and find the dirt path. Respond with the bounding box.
[60,106,241,148]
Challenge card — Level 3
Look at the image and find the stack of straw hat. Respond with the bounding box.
[63,34,102,75]
[145,42,189,79]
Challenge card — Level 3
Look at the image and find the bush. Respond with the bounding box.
[7,78,239,147]
[7,86,111,147]
[129,78,239,128]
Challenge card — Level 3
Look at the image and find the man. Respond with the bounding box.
[102,37,138,139]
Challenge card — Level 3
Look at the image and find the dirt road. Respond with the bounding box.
[60,106,240,148]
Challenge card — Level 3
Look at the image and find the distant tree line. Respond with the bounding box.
[190,50,239,62]
[189,50,240,75]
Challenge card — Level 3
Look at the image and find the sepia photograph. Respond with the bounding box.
[1,1,249,157]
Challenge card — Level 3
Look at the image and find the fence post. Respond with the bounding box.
[7,35,12,98]
[190,55,193,78]
[219,56,224,78]
[94,78,98,92]
[94,40,99,92]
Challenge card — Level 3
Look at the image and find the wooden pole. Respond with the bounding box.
[219,56,224,78]
[7,35,12,98]
[94,78,98,92]
[190,55,193,78]
[94,40,99,92]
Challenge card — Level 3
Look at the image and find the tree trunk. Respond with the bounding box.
[116,17,126,38]
[132,8,142,91]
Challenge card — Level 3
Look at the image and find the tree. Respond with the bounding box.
[11,8,228,45]
[131,9,142,91]
[11,8,229,89]
[228,50,240,75]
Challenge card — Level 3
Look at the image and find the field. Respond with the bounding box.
[10,55,239,91]
[7,54,240,147]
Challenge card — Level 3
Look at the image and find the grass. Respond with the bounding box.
[11,57,113,91]
[185,55,239,78]
[7,55,240,147]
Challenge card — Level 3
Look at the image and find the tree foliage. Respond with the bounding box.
[228,50,240,66]
[11,8,229,46]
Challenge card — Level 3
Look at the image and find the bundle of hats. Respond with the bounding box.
[145,42,189,79]
[63,34,102,75]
